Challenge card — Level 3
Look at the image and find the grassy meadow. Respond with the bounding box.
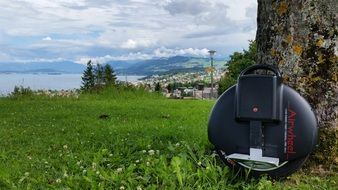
[0,88,336,189]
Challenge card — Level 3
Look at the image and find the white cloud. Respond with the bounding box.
[120,39,156,49]
[76,53,151,64]
[42,36,52,41]
[163,0,232,26]
[76,47,210,64]
[121,39,137,49]
[153,47,209,57]
[0,0,257,62]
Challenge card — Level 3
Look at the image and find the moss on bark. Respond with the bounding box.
[256,0,337,168]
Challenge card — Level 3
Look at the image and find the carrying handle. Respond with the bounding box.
[239,64,281,78]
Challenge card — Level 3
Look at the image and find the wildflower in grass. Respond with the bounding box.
[80,166,84,169]
[27,156,32,160]
[120,186,125,190]
[92,162,96,171]
[137,186,142,190]
[96,171,100,175]
[148,150,155,155]
[82,170,87,174]
[56,178,62,183]
[116,168,123,173]
[175,142,180,147]
[76,161,81,166]
[146,162,150,166]
[142,150,146,153]
[24,172,29,177]
[197,162,202,166]
[109,153,113,157]
[63,172,68,178]
[135,160,140,163]
[63,145,68,149]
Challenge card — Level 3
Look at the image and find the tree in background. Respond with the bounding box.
[81,61,118,91]
[166,83,173,93]
[104,64,117,86]
[154,82,161,92]
[94,63,104,87]
[256,0,337,167]
[81,60,95,91]
[218,41,256,95]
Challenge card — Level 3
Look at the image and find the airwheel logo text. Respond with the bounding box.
[286,104,297,159]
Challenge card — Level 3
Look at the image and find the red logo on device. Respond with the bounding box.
[287,104,297,159]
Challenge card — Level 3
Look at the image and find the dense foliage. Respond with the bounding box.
[218,41,256,95]
[11,86,33,97]
[81,60,117,91]
[81,60,95,91]
[104,64,117,85]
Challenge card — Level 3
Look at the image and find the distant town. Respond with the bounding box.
[130,69,225,99]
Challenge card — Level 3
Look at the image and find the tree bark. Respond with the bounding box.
[256,0,337,128]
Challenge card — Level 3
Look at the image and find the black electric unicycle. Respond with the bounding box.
[208,64,318,178]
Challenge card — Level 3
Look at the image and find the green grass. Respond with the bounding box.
[0,88,336,189]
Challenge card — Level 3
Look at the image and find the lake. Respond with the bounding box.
[0,73,144,95]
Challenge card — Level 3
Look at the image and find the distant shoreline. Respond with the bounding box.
[0,73,145,95]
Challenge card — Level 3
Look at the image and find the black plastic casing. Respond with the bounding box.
[208,77,318,163]
[236,75,282,122]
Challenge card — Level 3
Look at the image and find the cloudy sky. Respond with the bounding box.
[0,0,257,64]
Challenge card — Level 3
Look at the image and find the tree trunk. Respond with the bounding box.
[256,0,337,128]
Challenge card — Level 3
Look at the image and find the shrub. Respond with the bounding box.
[10,85,33,97]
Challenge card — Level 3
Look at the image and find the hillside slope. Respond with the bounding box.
[111,56,226,75]
[0,56,226,75]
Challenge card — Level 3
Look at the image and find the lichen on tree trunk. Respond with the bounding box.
[256,0,337,129]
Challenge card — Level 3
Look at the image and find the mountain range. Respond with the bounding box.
[0,56,226,75]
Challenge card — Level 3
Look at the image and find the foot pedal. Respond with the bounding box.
[226,148,280,166]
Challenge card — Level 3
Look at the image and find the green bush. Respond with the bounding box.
[10,85,33,97]
[218,40,256,95]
